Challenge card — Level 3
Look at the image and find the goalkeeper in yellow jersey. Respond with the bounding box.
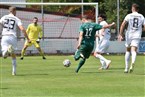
[20,17,46,60]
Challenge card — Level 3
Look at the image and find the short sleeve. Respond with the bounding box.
[79,25,84,32]
[124,14,130,22]
[16,18,22,26]
[0,16,5,24]
[95,24,102,30]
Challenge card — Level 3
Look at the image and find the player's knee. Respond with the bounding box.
[74,56,80,61]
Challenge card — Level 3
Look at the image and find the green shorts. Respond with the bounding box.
[74,42,94,60]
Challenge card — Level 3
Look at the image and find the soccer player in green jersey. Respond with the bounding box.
[74,15,115,73]
[20,17,46,60]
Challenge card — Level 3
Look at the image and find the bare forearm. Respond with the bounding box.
[22,29,29,40]
[78,36,82,46]
[103,22,115,29]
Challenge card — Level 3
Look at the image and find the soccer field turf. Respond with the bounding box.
[0,55,144,97]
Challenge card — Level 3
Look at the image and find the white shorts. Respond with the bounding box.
[1,35,17,53]
[95,38,110,53]
[125,38,140,48]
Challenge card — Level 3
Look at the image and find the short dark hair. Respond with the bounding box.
[98,14,106,20]
[33,17,38,20]
[132,3,139,11]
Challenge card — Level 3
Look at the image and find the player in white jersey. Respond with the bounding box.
[118,3,145,73]
[94,14,111,70]
[0,6,30,75]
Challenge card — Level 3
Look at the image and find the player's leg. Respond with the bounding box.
[11,53,16,75]
[1,36,9,58]
[124,47,131,73]
[20,40,30,60]
[129,39,139,73]
[99,60,106,70]
[34,41,46,59]
[75,44,94,73]
[94,39,111,69]
[124,38,132,73]
[20,45,28,60]
[74,49,81,61]
[75,44,90,73]
[8,36,17,75]
[75,58,86,73]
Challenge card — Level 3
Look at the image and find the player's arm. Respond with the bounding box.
[118,20,127,41]
[39,26,43,39]
[19,25,30,43]
[77,31,83,49]
[102,22,115,29]
[143,24,145,32]
[143,19,145,31]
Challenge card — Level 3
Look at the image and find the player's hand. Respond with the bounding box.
[27,39,31,43]
[118,34,123,41]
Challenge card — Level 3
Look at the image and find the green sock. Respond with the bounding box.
[76,59,86,73]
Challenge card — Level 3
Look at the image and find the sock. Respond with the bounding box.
[74,50,80,61]
[100,60,106,69]
[131,51,136,64]
[21,49,26,57]
[12,58,16,73]
[75,59,86,73]
[125,51,130,69]
[95,54,108,63]
[40,50,44,56]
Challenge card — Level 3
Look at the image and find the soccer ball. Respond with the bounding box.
[63,59,71,67]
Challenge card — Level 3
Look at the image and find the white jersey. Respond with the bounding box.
[0,13,22,37]
[124,12,145,39]
[99,21,111,40]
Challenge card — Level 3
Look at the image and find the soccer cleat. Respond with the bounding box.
[42,56,46,59]
[20,57,24,60]
[124,68,128,73]
[8,45,14,54]
[106,60,111,69]
[98,67,104,70]
[129,63,134,73]
[3,50,8,59]
[12,72,16,76]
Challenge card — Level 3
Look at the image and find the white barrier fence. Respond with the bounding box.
[0,40,145,54]
[14,40,145,54]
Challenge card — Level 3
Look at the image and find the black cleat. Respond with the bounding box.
[20,57,23,60]
[42,56,46,59]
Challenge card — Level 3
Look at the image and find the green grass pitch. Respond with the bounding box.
[0,55,144,97]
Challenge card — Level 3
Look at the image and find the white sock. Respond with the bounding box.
[100,60,106,69]
[95,54,108,63]
[12,58,17,73]
[131,51,136,64]
[125,51,130,69]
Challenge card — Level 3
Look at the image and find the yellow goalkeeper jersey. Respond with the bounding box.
[26,23,43,40]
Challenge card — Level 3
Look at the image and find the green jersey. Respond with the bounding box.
[79,22,102,43]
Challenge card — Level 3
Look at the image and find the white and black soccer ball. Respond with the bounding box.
[63,59,71,67]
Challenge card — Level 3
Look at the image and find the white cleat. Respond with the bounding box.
[124,68,128,73]
[12,72,16,76]
[3,50,8,59]
[129,63,134,73]
[106,60,111,69]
